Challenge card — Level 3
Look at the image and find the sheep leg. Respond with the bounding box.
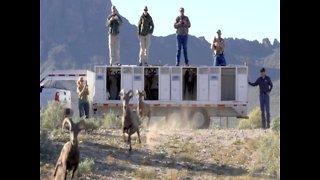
[137,129,142,144]
[123,133,126,143]
[128,129,132,151]
[147,113,151,127]
[53,160,61,177]
[123,127,127,143]
[71,164,78,179]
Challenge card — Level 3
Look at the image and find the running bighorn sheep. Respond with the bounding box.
[119,89,141,151]
[136,90,151,127]
[53,118,85,180]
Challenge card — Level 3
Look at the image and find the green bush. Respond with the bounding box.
[83,117,101,132]
[76,158,95,177]
[271,117,280,131]
[40,128,54,159]
[238,107,262,129]
[100,112,122,129]
[40,101,65,131]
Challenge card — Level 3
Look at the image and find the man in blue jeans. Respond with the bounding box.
[211,29,226,66]
[248,68,273,129]
[174,7,191,66]
[77,77,90,118]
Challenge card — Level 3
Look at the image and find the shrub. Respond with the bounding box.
[76,158,95,177]
[271,116,280,131]
[238,107,262,129]
[83,117,101,132]
[40,101,65,130]
[100,112,122,129]
[249,134,280,179]
[40,128,54,159]
[129,168,157,179]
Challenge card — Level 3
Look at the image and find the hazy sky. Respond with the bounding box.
[111,0,280,43]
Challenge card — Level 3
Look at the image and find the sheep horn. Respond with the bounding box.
[127,90,133,98]
[62,117,72,131]
[119,89,124,97]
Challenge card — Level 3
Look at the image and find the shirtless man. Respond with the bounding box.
[211,29,226,66]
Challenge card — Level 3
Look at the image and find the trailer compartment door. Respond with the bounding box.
[171,67,182,101]
[94,66,106,103]
[159,67,170,101]
[237,67,248,102]
[198,67,209,101]
[132,67,144,102]
[209,67,220,102]
[121,67,133,93]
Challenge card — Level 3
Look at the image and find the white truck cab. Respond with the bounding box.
[40,87,71,110]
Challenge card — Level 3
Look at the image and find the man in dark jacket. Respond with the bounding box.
[138,6,154,66]
[248,68,273,129]
[107,5,122,66]
[174,7,191,66]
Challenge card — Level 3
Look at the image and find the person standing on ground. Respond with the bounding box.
[77,77,90,119]
[138,6,154,66]
[248,68,273,129]
[211,29,227,66]
[107,5,122,66]
[174,7,191,66]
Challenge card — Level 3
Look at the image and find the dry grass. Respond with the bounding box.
[41,127,278,179]
[129,168,158,179]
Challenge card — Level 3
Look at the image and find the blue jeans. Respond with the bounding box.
[176,35,189,64]
[259,94,270,128]
[79,100,89,118]
[213,54,226,66]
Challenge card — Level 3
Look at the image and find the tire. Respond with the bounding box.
[188,108,210,129]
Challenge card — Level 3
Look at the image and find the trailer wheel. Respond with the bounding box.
[189,109,210,129]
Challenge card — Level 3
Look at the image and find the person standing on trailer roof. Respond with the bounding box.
[107,5,122,66]
[211,29,227,66]
[138,6,154,66]
[174,7,191,66]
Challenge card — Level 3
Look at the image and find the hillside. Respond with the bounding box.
[40,0,280,81]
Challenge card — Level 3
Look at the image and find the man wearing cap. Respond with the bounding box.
[107,5,122,66]
[211,29,226,66]
[174,7,191,66]
[248,68,273,129]
[138,6,154,66]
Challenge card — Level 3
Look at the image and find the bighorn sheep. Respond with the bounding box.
[119,89,141,151]
[136,90,151,127]
[144,68,156,100]
[53,118,85,180]
[184,69,196,99]
[107,70,121,100]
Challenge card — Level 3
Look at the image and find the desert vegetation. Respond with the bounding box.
[41,103,280,179]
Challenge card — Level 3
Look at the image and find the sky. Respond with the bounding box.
[111,0,280,43]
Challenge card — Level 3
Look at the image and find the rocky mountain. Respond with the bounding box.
[40,0,280,81]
